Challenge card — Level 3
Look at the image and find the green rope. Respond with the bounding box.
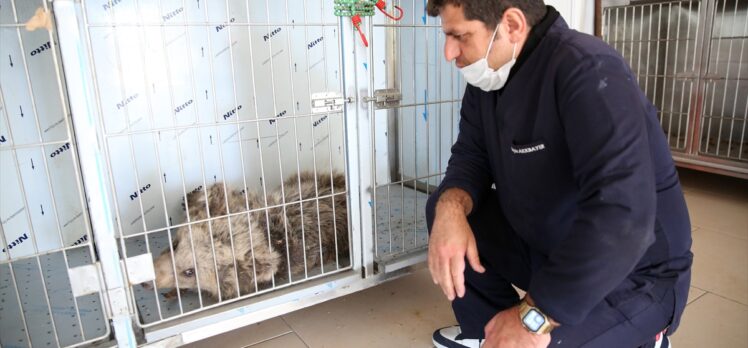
[334,0,377,17]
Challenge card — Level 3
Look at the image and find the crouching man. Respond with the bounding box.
[425,1,693,347]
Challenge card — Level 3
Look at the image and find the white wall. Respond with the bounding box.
[546,0,596,34]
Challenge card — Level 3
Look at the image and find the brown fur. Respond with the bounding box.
[153,171,349,300]
[266,171,349,278]
[154,186,280,300]
[183,184,259,221]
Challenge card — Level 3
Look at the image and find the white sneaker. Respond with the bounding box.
[654,331,671,348]
[432,326,483,348]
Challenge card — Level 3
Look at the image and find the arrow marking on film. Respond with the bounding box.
[422,0,427,24]
[422,89,428,121]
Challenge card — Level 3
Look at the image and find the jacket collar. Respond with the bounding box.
[504,6,561,87]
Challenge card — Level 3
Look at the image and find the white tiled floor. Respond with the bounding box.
[185,168,748,348]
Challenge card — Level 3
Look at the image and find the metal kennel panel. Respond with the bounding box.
[0,1,112,347]
[74,0,351,328]
[603,1,705,152]
[699,0,747,162]
[603,0,748,178]
[366,0,464,270]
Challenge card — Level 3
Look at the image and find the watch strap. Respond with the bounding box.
[518,299,555,335]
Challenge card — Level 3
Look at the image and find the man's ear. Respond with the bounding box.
[501,7,529,44]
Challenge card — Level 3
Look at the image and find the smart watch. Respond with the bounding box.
[518,299,555,335]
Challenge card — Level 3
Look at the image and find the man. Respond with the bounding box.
[425,1,693,347]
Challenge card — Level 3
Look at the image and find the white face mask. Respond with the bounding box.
[459,24,518,92]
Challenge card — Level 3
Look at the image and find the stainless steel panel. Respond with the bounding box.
[603,0,748,176]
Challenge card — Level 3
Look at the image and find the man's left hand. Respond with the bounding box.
[483,305,551,348]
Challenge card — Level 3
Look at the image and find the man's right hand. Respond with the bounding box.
[428,188,485,301]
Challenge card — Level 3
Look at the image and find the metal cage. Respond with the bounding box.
[364,3,463,273]
[603,0,748,178]
[4,0,366,345]
[0,1,112,347]
[76,0,352,329]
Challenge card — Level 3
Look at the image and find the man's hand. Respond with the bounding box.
[483,305,551,348]
[428,189,485,301]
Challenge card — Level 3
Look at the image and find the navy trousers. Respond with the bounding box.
[426,190,673,347]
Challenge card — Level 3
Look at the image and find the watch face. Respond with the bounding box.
[522,308,546,332]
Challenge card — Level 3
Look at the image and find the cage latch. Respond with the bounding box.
[363,88,401,109]
[311,92,347,114]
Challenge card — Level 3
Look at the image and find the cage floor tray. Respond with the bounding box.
[374,184,430,257]
[0,249,108,348]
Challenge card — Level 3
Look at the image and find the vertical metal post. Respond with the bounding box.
[353,15,375,277]
[340,17,365,276]
[687,0,718,156]
[52,1,137,347]
[595,0,603,38]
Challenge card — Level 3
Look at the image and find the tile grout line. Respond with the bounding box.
[687,289,748,308]
[690,284,708,292]
[280,316,311,348]
[686,287,708,305]
[243,330,295,348]
[691,224,748,241]
[704,291,748,308]
[296,331,311,348]
[690,277,748,306]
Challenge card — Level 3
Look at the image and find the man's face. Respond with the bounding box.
[440,4,513,70]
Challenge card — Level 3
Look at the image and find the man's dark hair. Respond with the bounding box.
[427,0,547,28]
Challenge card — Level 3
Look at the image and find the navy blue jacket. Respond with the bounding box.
[437,9,693,330]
